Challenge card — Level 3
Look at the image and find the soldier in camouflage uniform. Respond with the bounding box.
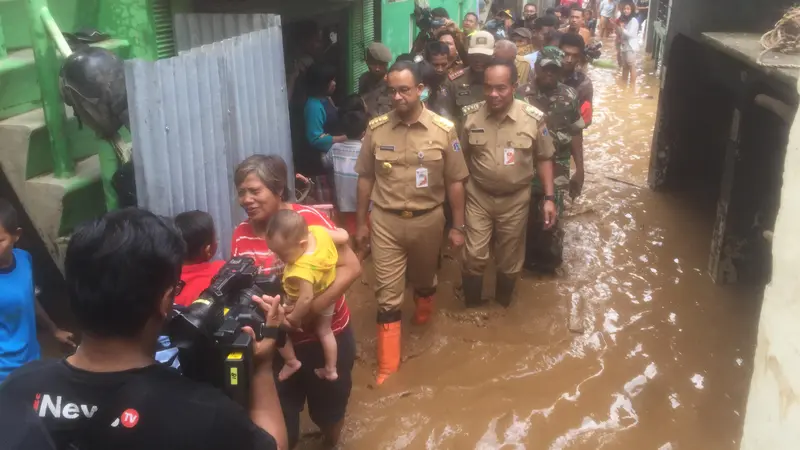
[517,47,586,272]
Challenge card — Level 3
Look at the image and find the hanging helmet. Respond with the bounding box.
[59,47,128,139]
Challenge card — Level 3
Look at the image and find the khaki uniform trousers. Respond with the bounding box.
[463,181,531,276]
[371,205,446,316]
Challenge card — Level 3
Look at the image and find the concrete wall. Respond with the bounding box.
[740,75,800,450]
[661,0,794,59]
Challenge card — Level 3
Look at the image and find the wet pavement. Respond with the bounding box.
[303,56,764,448]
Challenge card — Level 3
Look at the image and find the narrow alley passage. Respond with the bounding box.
[305,59,763,449]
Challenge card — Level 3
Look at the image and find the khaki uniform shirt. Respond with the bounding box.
[515,55,532,86]
[355,108,469,211]
[461,99,556,195]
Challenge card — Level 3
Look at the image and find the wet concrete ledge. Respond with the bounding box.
[700,32,799,89]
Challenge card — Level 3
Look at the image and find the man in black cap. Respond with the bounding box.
[359,42,393,117]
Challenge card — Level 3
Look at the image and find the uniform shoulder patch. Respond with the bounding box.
[448,68,465,81]
[369,114,390,130]
[461,101,485,117]
[524,105,545,121]
[431,114,455,132]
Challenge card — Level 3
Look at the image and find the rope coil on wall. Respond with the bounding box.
[759,7,800,69]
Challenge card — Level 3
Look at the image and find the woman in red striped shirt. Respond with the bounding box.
[231,155,361,449]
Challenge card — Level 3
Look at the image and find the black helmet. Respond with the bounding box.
[59,47,128,139]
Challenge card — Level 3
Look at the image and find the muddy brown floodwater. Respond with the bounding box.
[295,55,764,449]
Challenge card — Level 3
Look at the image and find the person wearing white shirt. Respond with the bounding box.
[615,0,640,86]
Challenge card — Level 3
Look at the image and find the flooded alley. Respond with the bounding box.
[321,60,764,449]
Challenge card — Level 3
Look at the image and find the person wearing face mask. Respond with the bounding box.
[509,27,538,72]
[517,47,586,273]
[460,59,556,308]
[354,61,469,385]
[513,3,538,30]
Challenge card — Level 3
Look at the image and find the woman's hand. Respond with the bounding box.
[53,329,77,349]
[333,135,348,144]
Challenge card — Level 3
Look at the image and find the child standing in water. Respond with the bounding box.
[0,199,75,381]
[267,209,348,381]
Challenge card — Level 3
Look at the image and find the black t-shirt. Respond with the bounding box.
[0,359,277,450]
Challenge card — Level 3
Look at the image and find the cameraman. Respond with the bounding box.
[0,208,287,450]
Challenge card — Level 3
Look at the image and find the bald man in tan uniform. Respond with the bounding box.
[355,61,469,385]
[460,60,557,308]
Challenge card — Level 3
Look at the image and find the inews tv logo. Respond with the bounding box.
[33,393,139,428]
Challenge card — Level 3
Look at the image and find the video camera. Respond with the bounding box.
[414,5,447,33]
[586,41,603,61]
[483,19,507,40]
[168,257,285,407]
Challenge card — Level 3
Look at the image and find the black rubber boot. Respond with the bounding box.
[495,273,518,308]
[461,275,484,308]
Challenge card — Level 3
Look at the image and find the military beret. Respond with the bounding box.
[366,42,393,63]
[510,28,533,40]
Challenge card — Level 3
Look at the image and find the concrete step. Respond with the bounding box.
[3,107,117,179]
[0,108,107,271]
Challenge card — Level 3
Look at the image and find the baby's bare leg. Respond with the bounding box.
[313,314,339,381]
[277,339,302,381]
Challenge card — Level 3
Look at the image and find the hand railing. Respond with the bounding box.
[26,0,120,211]
[26,0,73,178]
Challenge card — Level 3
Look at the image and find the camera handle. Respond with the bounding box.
[222,331,254,409]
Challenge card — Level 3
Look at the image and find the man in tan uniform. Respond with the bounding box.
[461,59,557,307]
[354,61,469,385]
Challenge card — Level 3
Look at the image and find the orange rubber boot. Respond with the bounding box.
[413,296,435,325]
[376,322,402,385]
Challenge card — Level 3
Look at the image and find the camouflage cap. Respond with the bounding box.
[366,42,392,63]
[536,46,564,68]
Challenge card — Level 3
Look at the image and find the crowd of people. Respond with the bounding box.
[0,2,650,450]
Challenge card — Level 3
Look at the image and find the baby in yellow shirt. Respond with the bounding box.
[267,209,348,381]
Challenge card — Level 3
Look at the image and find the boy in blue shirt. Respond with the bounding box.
[0,199,74,381]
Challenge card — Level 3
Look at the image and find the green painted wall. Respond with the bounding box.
[380,0,474,60]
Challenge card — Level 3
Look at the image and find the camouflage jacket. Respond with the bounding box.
[361,78,393,118]
[517,82,585,159]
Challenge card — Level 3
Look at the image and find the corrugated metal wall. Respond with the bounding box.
[126,17,292,258]
[173,13,272,53]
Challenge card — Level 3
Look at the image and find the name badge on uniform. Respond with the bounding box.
[416,167,429,188]
[504,148,516,166]
[379,145,395,152]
